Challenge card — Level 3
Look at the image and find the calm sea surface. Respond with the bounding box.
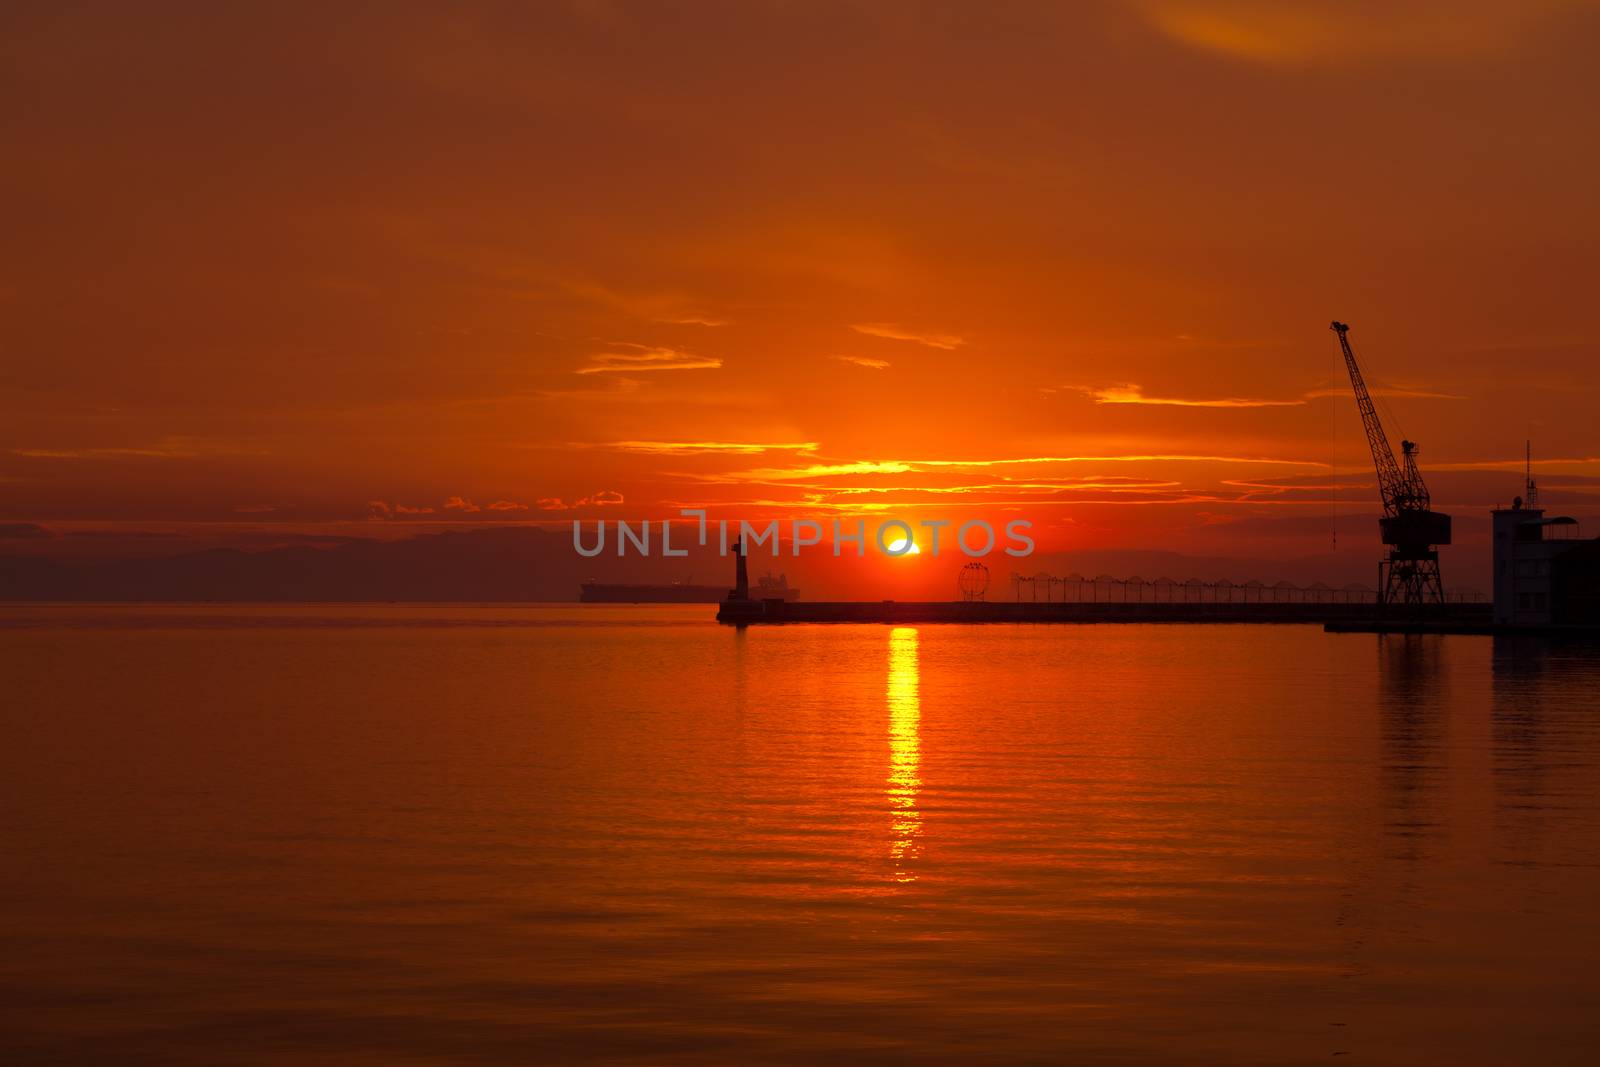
[3,605,1599,1065]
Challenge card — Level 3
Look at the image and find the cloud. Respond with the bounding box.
[590,440,819,456]
[850,323,965,350]
[655,315,730,327]
[1083,384,1306,408]
[1425,456,1600,472]
[833,355,891,370]
[678,450,1352,510]
[1134,0,1584,64]
[575,344,722,375]
[664,480,1213,512]
[369,496,530,516]
[13,446,194,459]
[232,504,278,514]
[740,461,916,481]
[539,490,625,510]
[1304,385,1466,401]
[10,437,270,460]
[916,454,1327,468]
[699,454,1328,487]
[366,500,436,519]
[824,477,1185,497]
[561,281,729,327]
[1070,381,1463,408]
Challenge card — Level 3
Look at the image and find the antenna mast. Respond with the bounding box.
[1525,440,1540,507]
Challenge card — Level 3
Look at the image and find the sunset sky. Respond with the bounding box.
[4,1,1599,574]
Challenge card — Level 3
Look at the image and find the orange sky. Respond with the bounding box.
[4,1,1599,572]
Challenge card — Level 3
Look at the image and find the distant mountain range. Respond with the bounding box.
[0,525,1488,601]
[0,528,582,602]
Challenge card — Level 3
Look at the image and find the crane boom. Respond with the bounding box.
[1332,321,1404,515]
[1331,321,1430,516]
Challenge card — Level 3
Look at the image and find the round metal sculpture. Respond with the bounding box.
[957,561,990,602]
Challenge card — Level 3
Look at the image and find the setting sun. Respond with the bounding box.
[886,537,921,556]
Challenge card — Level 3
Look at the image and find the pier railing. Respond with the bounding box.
[1010,573,1485,605]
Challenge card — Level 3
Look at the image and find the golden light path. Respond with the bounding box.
[886,626,922,882]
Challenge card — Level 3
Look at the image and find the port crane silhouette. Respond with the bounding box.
[1331,321,1451,606]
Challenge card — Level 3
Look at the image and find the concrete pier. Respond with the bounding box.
[716,599,1493,626]
[1324,617,1600,636]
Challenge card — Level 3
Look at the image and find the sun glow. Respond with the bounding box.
[886,536,920,555]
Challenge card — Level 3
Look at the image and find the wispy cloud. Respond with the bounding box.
[654,314,730,327]
[850,323,965,350]
[1133,0,1583,64]
[561,281,730,327]
[10,437,269,459]
[663,482,1216,512]
[682,454,1327,488]
[13,447,194,459]
[675,452,1333,514]
[366,500,436,519]
[738,461,917,481]
[833,355,891,370]
[825,478,1185,496]
[536,490,625,511]
[1083,384,1306,408]
[1070,381,1462,408]
[915,454,1328,468]
[1304,385,1466,401]
[589,440,819,456]
[368,496,533,518]
[1426,456,1600,471]
[576,345,722,375]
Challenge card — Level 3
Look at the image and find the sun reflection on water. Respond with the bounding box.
[886,626,922,882]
